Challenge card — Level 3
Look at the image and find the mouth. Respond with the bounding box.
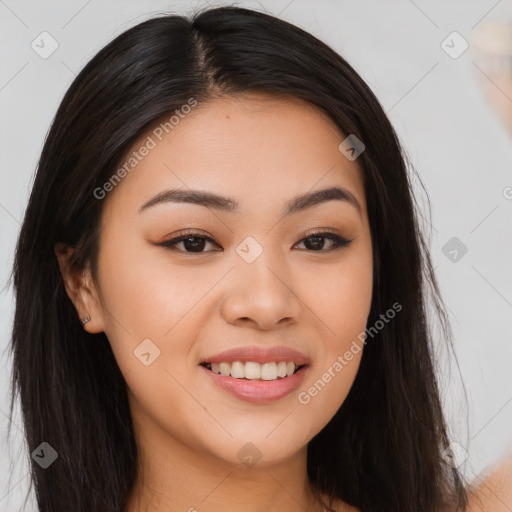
[199,361,310,403]
[199,361,308,381]
[198,345,311,402]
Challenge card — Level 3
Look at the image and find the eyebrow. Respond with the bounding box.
[138,186,362,218]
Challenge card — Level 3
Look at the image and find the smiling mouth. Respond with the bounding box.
[200,361,307,381]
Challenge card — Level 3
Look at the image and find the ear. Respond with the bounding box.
[54,242,106,333]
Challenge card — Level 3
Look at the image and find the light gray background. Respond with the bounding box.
[1,0,511,510]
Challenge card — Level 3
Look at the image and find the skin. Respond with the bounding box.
[54,93,512,512]
[466,453,512,512]
[56,93,370,512]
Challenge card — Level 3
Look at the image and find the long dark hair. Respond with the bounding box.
[8,5,468,511]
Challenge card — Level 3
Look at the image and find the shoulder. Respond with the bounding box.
[319,493,359,512]
[321,457,512,512]
[466,457,512,512]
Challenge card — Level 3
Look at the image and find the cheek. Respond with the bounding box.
[93,233,180,372]
[303,249,373,344]
[294,250,372,421]
[94,233,223,384]
[295,294,366,435]
[96,233,197,335]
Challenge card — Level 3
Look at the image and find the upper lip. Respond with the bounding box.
[200,345,311,366]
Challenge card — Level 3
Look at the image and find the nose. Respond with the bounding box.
[220,253,301,331]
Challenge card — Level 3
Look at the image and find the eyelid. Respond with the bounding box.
[156,228,354,253]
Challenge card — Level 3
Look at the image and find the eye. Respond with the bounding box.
[158,232,220,253]
[157,230,354,254]
[294,230,354,251]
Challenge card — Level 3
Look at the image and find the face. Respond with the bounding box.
[66,93,373,468]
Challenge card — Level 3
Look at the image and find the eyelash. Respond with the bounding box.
[158,229,354,254]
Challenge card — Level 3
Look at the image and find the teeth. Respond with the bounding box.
[261,362,277,380]
[219,362,231,377]
[245,361,261,379]
[206,361,301,380]
[277,361,287,378]
[230,361,245,379]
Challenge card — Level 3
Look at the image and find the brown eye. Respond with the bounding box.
[158,234,220,253]
[158,230,353,254]
[294,232,354,251]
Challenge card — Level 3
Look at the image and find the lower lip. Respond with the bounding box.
[199,364,309,403]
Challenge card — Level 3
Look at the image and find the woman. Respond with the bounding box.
[7,5,511,512]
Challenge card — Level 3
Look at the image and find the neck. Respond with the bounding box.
[125,404,329,512]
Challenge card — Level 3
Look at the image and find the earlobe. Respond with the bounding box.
[78,269,106,334]
[53,242,105,334]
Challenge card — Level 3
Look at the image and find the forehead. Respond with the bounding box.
[102,93,367,220]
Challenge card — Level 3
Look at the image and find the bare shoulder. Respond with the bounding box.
[319,457,512,512]
[466,457,512,512]
[319,493,359,512]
